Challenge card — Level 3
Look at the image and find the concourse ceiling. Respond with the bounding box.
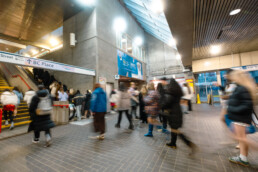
[0,0,84,52]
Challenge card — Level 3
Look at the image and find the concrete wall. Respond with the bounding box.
[145,33,181,81]
[96,0,146,88]
[193,50,258,73]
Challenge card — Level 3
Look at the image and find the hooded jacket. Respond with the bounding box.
[117,91,131,111]
[28,89,55,132]
[0,91,18,106]
[24,90,36,105]
[90,87,107,113]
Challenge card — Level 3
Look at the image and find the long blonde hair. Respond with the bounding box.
[229,70,256,102]
[140,85,147,96]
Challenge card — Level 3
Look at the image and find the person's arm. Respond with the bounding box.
[90,93,97,112]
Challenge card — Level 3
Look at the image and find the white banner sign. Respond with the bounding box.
[0,51,95,76]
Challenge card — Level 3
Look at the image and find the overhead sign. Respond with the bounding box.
[115,75,120,80]
[0,51,95,76]
[117,50,143,80]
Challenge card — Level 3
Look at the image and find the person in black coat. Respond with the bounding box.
[28,85,55,147]
[139,85,147,123]
[162,78,196,153]
[84,90,92,118]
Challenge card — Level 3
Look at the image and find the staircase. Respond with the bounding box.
[0,75,31,130]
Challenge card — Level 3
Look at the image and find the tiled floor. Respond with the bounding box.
[0,104,257,172]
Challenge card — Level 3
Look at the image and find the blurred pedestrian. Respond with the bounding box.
[73,90,84,121]
[90,83,107,140]
[157,83,169,133]
[225,70,258,167]
[58,87,68,101]
[181,83,191,114]
[83,90,92,118]
[128,82,139,119]
[115,83,134,130]
[161,79,197,154]
[144,83,160,137]
[139,85,147,123]
[49,81,58,100]
[0,89,18,130]
[13,87,23,117]
[110,89,118,112]
[24,89,36,107]
[28,85,55,147]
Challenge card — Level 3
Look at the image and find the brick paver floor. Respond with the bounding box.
[0,104,257,172]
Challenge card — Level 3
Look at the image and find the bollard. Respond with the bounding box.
[197,94,201,104]
[0,109,2,133]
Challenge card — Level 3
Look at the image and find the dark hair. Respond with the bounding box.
[13,87,19,92]
[38,85,45,90]
[4,89,10,92]
[183,83,191,94]
[119,83,126,92]
[167,78,183,97]
[160,77,167,81]
[157,83,164,94]
[76,90,80,94]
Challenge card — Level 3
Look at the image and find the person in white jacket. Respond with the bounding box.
[24,89,36,107]
[0,89,18,129]
[181,83,192,114]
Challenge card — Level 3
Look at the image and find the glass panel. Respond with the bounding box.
[127,35,132,54]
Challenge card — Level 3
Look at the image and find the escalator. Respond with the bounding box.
[0,74,31,130]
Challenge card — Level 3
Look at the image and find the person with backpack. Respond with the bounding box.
[160,79,197,154]
[0,89,18,130]
[73,90,85,121]
[28,85,55,147]
[24,89,36,107]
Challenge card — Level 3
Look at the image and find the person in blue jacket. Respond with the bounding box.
[90,83,107,140]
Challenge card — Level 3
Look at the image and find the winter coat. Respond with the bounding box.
[162,89,183,129]
[144,90,160,116]
[110,92,119,104]
[128,87,138,107]
[0,91,18,106]
[24,90,36,105]
[182,86,191,100]
[84,93,91,110]
[73,93,85,106]
[58,91,68,101]
[90,87,107,113]
[28,90,55,132]
[49,82,57,97]
[13,90,23,105]
[227,85,253,124]
[117,91,131,111]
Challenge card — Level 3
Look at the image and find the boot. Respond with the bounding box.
[9,122,14,130]
[144,124,153,137]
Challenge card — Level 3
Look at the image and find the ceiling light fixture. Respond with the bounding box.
[229,9,241,15]
[77,0,95,6]
[24,54,30,57]
[168,38,176,47]
[176,53,181,60]
[205,62,210,66]
[134,37,143,46]
[113,17,127,33]
[210,45,220,54]
[31,49,39,55]
[151,0,164,14]
[49,38,59,46]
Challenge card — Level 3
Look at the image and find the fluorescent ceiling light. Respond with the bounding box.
[230,9,241,15]
[0,39,26,49]
[168,38,176,47]
[121,39,127,43]
[49,38,59,46]
[113,17,127,32]
[77,0,95,6]
[176,53,181,60]
[24,54,30,57]
[151,0,164,14]
[134,37,143,46]
[31,49,39,55]
[205,62,210,66]
[210,45,220,54]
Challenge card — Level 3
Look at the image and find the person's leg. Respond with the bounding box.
[99,113,105,135]
[229,124,249,166]
[93,113,99,133]
[144,118,153,137]
[45,129,51,147]
[115,111,122,128]
[33,131,40,143]
[76,105,82,121]
[3,110,8,125]
[132,106,138,119]
[9,111,14,129]
[188,100,192,111]
[167,132,177,148]
[162,116,169,133]
[125,110,134,129]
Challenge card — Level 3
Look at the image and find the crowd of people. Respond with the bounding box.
[1,68,257,167]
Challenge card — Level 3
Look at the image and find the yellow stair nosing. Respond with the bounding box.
[2,116,30,122]
[1,120,31,129]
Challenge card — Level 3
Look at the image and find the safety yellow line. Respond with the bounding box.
[2,116,30,122]
[1,120,31,129]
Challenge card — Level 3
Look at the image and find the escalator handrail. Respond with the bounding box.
[1,64,31,89]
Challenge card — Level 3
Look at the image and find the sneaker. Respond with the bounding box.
[115,124,120,128]
[5,120,9,126]
[144,133,153,137]
[229,156,250,167]
[89,135,105,140]
[157,129,162,132]
[166,143,177,149]
[32,139,40,144]
[9,122,14,130]
[45,134,52,147]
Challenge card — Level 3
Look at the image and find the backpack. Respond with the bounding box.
[36,95,53,115]
[159,93,173,109]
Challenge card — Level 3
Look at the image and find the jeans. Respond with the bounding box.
[3,110,13,123]
[117,110,132,126]
[34,129,50,139]
[131,106,138,118]
[76,105,82,121]
[188,100,192,111]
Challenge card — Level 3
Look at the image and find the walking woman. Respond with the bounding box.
[139,85,147,124]
[157,83,168,133]
[84,90,92,118]
[226,70,257,167]
[144,83,160,137]
[13,87,23,118]
[115,83,134,129]
[90,83,107,140]
[161,79,196,153]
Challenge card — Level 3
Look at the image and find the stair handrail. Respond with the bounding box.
[1,64,31,89]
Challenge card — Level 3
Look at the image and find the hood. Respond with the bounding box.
[26,90,36,94]
[94,87,105,94]
[37,89,49,97]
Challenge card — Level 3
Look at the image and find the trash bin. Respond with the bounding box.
[52,101,69,125]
